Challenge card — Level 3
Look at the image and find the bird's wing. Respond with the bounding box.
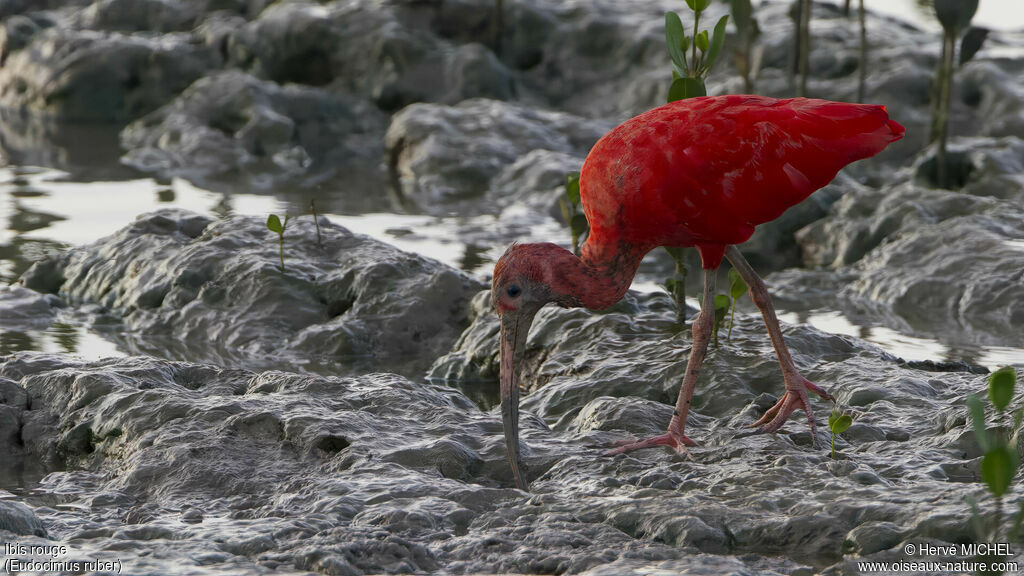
[578,95,904,252]
[677,96,904,229]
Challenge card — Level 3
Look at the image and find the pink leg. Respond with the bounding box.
[725,246,833,443]
[606,266,717,456]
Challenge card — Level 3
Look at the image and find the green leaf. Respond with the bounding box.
[981,446,1018,498]
[933,0,978,33]
[664,246,687,261]
[967,394,992,453]
[1011,499,1024,541]
[684,0,698,11]
[965,494,986,542]
[565,172,581,205]
[267,214,283,234]
[667,77,707,102]
[665,12,688,75]
[714,293,730,312]
[558,197,571,223]
[570,213,589,238]
[959,26,989,65]
[728,267,746,300]
[989,367,1017,412]
[713,294,729,333]
[706,15,729,71]
[695,30,709,54]
[828,411,853,434]
[729,0,752,31]
[694,0,712,12]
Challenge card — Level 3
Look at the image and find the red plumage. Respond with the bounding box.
[580,95,905,268]
[492,95,905,491]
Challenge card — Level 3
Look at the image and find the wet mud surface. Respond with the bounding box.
[1,0,1023,574]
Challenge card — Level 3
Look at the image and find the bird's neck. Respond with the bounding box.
[549,238,647,311]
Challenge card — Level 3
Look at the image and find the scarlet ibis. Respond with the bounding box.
[492,95,904,490]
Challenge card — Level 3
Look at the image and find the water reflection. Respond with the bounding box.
[0,457,57,498]
[49,322,80,355]
[0,324,124,360]
[0,237,66,285]
[776,309,1021,369]
[156,187,176,203]
[0,330,36,355]
[1,164,1021,374]
[460,243,489,272]
[0,111,140,183]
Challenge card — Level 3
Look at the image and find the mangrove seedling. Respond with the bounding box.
[726,266,747,339]
[828,409,853,459]
[857,0,866,102]
[663,246,689,326]
[267,213,290,272]
[310,199,322,247]
[558,173,588,257]
[728,0,762,94]
[792,0,812,96]
[712,293,730,347]
[966,366,1021,542]
[662,0,728,325]
[492,0,504,57]
[664,0,729,102]
[930,0,985,188]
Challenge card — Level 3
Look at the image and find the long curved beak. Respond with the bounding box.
[499,312,534,491]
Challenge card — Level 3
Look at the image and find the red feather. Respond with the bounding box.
[580,95,904,268]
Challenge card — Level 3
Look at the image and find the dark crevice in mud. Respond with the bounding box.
[209,110,250,137]
[325,297,354,319]
[0,455,63,496]
[898,358,989,374]
[275,49,334,87]
[314,435,350,454]
[57,421,95,459]
[444,378,500,411]
[915,150,976,189]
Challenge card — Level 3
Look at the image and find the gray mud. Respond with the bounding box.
[18,210,482,377]
[0,302,1012,575]
[1,0,1024,574]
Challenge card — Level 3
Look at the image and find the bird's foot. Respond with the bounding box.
[603,429,697,457]
[746,373,832,446]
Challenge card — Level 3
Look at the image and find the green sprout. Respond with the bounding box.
[492,0,504,57]
[728,0,762,94]
[664,0,728,101]
[663,246,689,327]
[267,213,290,272]
[661,1,728,328]
[558,173,588,257]
[712,293,730,347]
[310,199,322,248]
[828,408,853,459]
[966,366,1021,544]
[930,0,986,189]
[857,0,866,102]
[726,267,747,339]
[793,0,812,96]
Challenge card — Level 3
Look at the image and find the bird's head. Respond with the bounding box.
[491,242,581,491]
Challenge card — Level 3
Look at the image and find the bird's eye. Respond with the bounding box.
[506,284,522,298]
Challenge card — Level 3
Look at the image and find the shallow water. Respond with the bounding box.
[3,164,1024,371]
[855,0,1024,33]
